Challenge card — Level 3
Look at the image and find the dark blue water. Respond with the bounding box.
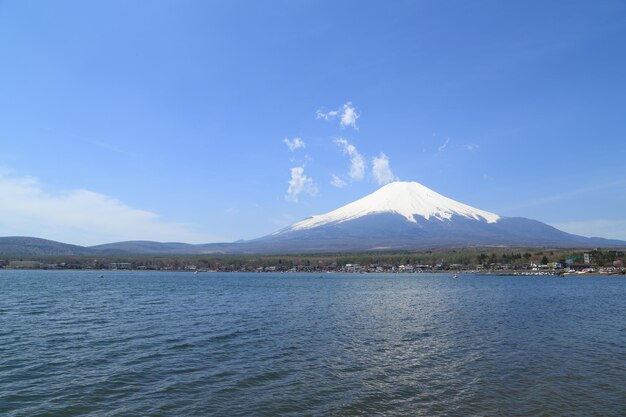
[1,271,624,416]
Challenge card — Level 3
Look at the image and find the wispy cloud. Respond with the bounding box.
[283,137,306,152]
[334,138,365,181]
[372,153,397,185]
[502,179,626,212]
[436,138,450,155]
[330,174,347,188]
[550,219,626,240]
[89,139,126,155]
[64,130,129,155]
[285,167,317,202]
[315,109,339,121]
[463,143,479,151]
[316,102,359,129]
[45,129,130,156]
[0,170,213,246]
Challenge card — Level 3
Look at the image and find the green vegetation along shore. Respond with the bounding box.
[1,247,624,275]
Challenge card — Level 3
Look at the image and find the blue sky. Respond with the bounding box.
[1,1,625,245]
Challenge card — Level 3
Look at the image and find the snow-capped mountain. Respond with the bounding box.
[234,181,625,253]
[279,181,500,233]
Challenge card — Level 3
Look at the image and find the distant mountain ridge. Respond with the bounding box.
[1,181,625,256]
[0,237,94,257]
[0,237,208,257]
[90,241,199,254]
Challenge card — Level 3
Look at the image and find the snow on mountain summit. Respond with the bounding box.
[285,181,500,232]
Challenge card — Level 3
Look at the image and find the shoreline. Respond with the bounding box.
[1,268,624,277]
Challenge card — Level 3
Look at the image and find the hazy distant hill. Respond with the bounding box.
[89,241,199,254]
[0,237,94,257]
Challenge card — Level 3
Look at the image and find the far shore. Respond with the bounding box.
[1,267,624,277]
[2,247,624,276]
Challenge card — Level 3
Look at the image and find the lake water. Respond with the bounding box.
[1,270,624,416]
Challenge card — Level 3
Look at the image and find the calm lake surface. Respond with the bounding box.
[1,270,624,416]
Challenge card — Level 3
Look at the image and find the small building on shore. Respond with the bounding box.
[108,262,132,270]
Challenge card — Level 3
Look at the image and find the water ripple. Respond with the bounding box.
[1,271,625,416]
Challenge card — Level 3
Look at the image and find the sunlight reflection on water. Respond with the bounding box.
[1,271,624,416]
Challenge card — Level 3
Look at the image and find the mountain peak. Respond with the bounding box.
[283,180,500,233]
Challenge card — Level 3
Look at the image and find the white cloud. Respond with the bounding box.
[316,102,359,129]
[285,167,317,202]
[372,153,397,185]
[283,137,306,152]
[334,138,365,181]
[340,102,359,129]
[330,174,347,188]
[349,155,365,181]
[315,109,339,120]
[550,219,626,241]
[0,171,214,246]
[437,138,450,155]
[463,143,479,151]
